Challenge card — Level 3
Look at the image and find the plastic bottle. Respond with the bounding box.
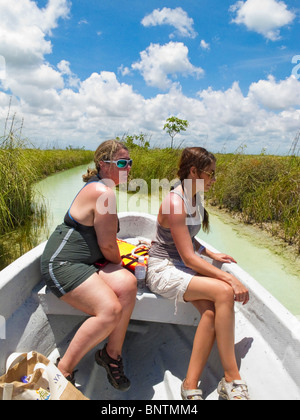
[135,257,146,290]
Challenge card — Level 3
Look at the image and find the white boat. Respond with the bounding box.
[1,212,299,400]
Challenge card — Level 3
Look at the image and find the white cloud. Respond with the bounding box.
[230,0,295,40]
[0,55,6,81]
[132,42,204,90]
[0,0,70,108]
[0,0,70,68]
[78,72,143,119]
[118,65,132,77]
[2,69,299,153]
[141,7,197,39]
[249,75,300,110]
[57,60,80,88]
[200,40,210,50]
[0,0,299,154]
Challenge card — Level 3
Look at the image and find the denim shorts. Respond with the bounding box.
[146,257,197,313]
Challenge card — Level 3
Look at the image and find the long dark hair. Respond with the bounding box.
[177,147,216,232]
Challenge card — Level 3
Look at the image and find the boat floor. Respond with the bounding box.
[47,313,299,401]
[49,320,221,401]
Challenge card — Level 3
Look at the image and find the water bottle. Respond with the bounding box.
[135,257,146,290]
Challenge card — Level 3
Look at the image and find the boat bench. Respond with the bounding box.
[38,285,200,327]
[37,222,201,327]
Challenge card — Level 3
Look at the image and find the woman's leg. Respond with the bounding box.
[184,300,216,390]
[57,267,136,377]
[184,276,241,383]
[98,264,137,359]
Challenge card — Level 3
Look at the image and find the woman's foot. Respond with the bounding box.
[181,379,203,400]
[95,344,131,392]
[217,377,250,400]
[55,358,77,385]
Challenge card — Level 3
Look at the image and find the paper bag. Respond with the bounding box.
[0,351,89,400]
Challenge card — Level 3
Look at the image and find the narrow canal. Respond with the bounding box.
[34,163,300,319]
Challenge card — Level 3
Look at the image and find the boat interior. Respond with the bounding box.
[0,213,299,400]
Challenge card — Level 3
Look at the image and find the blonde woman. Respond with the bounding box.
[147,147,250,400]
[41,140,136,391]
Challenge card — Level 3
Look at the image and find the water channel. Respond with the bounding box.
[34,163,300,319]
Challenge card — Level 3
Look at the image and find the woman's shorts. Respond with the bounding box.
[146,257,197,313]
[41,260,99,299]
[40,224,101,299]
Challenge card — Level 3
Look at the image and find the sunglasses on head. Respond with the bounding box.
[103,159,133,169]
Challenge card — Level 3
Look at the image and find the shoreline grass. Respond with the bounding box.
[128,147,300,254]
[207,153,300,253]
[1,138,299,270]
[0,144,93,235]
[0,130,93,269]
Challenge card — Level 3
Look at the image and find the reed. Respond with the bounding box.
[0,136,93,235]
[128,146,300,253]
[0,125,93,269]
[0,133,33,234]
[129,147,181,187]
[206,154,300,253]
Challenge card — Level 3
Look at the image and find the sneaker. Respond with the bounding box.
[181,380,203,400]
[217,377,250,400]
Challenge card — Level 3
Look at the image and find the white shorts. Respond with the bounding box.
[146,257,197,313]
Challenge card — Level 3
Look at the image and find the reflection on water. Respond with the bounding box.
[30,164,300,317]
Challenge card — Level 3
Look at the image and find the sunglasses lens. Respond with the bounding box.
[116,159,132,168]
[117,160,127,168]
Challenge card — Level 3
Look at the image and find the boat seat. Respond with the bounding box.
[38,285,200,327]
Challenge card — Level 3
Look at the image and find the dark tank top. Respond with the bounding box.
[63,175,119,264]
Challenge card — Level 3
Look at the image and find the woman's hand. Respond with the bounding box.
[229,276,250,305]
[211,253,249,304]
[212,253,237,264]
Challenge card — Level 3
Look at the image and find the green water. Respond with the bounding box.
[199,209,300,318]
[34,165,300,318]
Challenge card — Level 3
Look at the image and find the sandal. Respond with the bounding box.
[95,345,131,392]
[181,380,203,400]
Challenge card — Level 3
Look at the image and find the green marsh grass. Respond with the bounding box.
[129,147,300,253]
[207,154,300,253]
[0,131,93,269]
[1,136,299,269]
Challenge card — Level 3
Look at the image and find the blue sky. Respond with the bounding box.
[48,0,298,95]
[0,0,299,153]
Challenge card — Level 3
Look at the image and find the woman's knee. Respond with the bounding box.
[119,269,138,296]
[216,283,235,306]
[203,301,216,322]
[99,299,123,326]
[101,267,137,303]
[201,308,216,335]
[203,306,216,323]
